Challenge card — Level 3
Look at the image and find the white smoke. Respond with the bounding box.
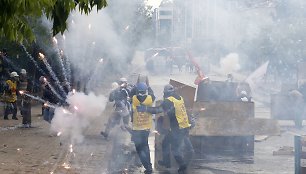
[219,53,241,74]
[51,91,107,144]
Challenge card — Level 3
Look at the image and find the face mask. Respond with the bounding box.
[138,91,147,96]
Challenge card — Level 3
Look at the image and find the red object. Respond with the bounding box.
[187,51,206,85]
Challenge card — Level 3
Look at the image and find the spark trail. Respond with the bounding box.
[21,44,46,75]
[53,37,71,91]
[39,53,67,98]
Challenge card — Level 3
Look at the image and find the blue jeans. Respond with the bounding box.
[171,128,193,167]
[131,130,152,172]
[162,128,193,168]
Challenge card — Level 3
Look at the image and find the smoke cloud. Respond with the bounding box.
[51,92,107,144]
[41,1,147,143]
[219,53,240,74]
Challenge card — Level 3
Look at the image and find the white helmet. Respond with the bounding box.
[39,76,45,82]
[119,77,127,83]
[10,71,19,77]
[20,69,27,74]
[241,90,247,96]
[111,82,119,90]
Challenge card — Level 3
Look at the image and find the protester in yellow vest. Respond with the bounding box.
[131,82,155,174]
[136,84,193,174]
[3,72,19,120]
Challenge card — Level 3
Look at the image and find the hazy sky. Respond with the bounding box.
[146,0,162,8]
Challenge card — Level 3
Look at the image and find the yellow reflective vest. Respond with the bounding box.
[132,95,153,130]
[166,96,191,129]
[4,80,17,102]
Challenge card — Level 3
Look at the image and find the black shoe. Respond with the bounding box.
[4,117,8,120]
[158,160,171,168]
[178,165,187,174]
[12,117,18,120]
[100,131,108,139]
[144,169,153,174]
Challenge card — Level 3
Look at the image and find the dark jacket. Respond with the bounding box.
[145,93,187,131]
[42,85,59,105]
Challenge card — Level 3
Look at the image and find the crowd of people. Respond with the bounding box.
[0,48,67,128]
[1,48,194,173]
[100,75,194,174]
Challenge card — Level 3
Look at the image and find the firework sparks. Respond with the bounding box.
[52,37,58,44]
[99,58,104,63]
[62,162,71,169]
[39,53,45,59]
[19,91,24,95]
[153,52,159,57]
[57,132,62,137]
[74,106,79,111]
[200,107,206,111]
[21,44,46,75]
[69,144,73,153]
[39,54,66,100]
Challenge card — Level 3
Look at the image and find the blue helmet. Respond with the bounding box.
[137,82,148,94]
[163,84,175,97]
[163,84,174,94]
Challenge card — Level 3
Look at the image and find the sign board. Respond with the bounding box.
[169,79,196,110]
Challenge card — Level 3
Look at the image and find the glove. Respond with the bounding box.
[136,105,147,112]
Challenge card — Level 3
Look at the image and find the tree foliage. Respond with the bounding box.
[0,0,107,42]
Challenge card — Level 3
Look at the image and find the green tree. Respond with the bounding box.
[0,0,107,42]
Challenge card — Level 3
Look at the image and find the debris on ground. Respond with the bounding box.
[255,135,270,142]
[273,146,294,156]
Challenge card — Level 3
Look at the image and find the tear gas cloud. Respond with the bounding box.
[46,0,147,145]
[60,0,146,90]
[51,92,107,144]
[219,53,240,75]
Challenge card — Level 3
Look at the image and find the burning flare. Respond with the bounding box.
[38,53,45,59]
[69,144,73,153]
[153,52,159,57]
[62,162,71,169]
